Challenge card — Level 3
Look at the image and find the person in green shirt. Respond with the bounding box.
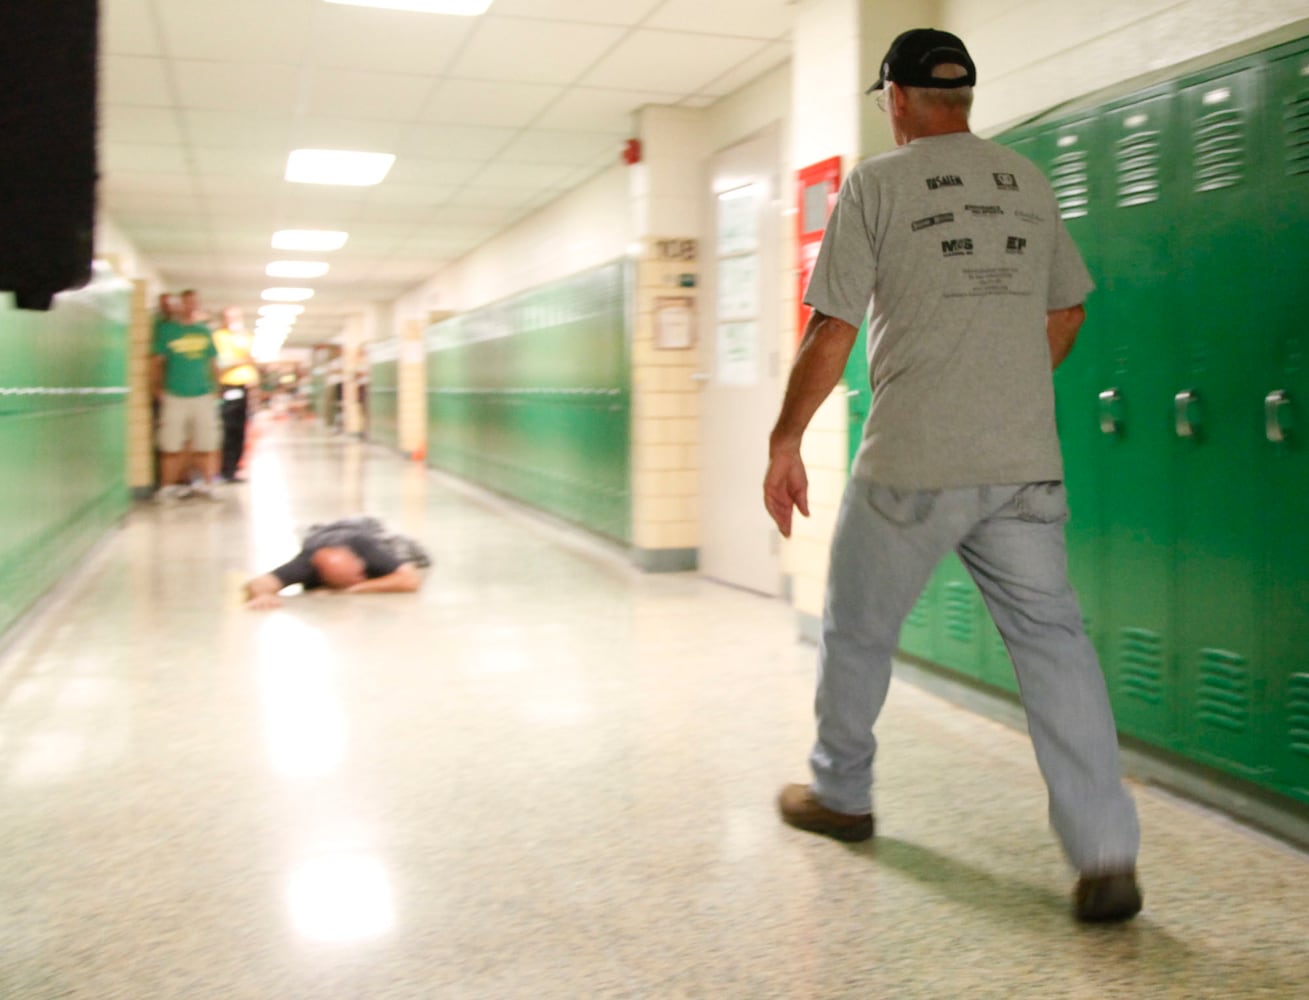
[151,289,222,501]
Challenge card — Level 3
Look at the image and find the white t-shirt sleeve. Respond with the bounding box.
[1047,217,1094,310]
[803,172,879,330]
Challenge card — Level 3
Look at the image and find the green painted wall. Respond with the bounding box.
[854,36,1309,806]
[425,260,632,543]
[0,268,131,637]
[368,352,399,450]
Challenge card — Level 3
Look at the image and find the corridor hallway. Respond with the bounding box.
[1,423,1306,1000]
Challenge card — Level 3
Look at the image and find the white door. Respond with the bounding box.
[699,124,784,595]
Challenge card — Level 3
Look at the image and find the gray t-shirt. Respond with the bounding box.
[804,131,1094,489]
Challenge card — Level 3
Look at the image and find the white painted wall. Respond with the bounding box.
[391,163,633,335]
[943,0,1309,132]
[94,211,163,294]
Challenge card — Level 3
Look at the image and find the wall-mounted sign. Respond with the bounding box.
[654,296,695,350]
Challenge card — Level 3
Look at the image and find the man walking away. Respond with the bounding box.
[763,28,1142,923]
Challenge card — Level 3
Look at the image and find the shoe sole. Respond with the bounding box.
[779,812,874,843]
[1075,876,1143,923]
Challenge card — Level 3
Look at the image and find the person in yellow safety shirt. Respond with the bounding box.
[212,307,258,483]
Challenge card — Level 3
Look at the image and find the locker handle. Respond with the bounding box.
[1174,389,1201,438]
[1265,389,1292,443]
[1098,388,1123,435]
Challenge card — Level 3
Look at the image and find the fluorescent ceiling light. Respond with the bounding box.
[286,149,396,187]
[262,287,316,302]
[259,304,305,318]
[324,1,494,15]
[272,230,348,252]
[267,261,330,279]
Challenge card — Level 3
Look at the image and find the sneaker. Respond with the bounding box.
[154,485,181,505]
[191,481,223,501]
[1074,869,1142,923]
[777,784,874,843]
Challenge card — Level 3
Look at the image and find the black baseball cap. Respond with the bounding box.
[867,28,976,93]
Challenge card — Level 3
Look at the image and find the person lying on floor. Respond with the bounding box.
[243,516,431,610]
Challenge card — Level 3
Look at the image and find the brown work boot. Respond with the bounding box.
[1074,869,1143,923]
[777,784,874,843]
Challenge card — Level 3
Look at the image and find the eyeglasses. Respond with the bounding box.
[874,90,888,112]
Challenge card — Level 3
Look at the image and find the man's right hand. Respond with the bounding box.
[245,593,282,611]
[763,447,810,538]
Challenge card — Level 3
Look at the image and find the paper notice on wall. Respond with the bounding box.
[717,254,758,321]
[717,322,758,386]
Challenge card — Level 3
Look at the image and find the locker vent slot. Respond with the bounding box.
[1115,130,1161,207]
[1285,93,1309,176]
[1051,149,1090,218]
[905,591,931,630]
[943,582,976,644]
[1290,673,1309,757]
[1197,648,1249,733]
[1193,109,1246,192]
[1119,628,1164,705]
[991,628,1008,663]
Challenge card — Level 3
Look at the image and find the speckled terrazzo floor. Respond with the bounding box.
[1,423,1306,1000]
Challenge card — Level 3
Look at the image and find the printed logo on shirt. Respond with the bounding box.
[926,175,964,190]
[993,172,1019,191]
[941,238,974,257]
[965,204,1004,216]
[1006,236,1027,254]
[912,212,955,231]
[1014,209,1045,225]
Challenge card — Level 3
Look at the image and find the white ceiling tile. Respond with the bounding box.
[197,196,282,222]
[101,56,173,107]
[387,158,485,186]
[101,193,199,220]
[100,171,196,196]
[194,175,284,199]
[362,182,459,207]
[428,204,521,228]
[679,95,717,109]
[101,106,186,146]
[643,0,794,40]
[184,111,293,151]
[173,60,303,113]
[291,117,404,151]
[470,161,577,188]
[402,229,497,254]
[190,148,288,180]
[696,41,789,97]
[304,70,435,122]
[309,4,477,75]
[421,80,564,128]
[102,0,162,56]
[155,0,314,62]
[498,129,622,166]
[447,186,550,209]
[448,19,626,84]
[580,30,766,92]
[532,86,676,132]
[360,260,445,282]
[486,0,661,26]
[393,125,516,161]
[101,143,191,174]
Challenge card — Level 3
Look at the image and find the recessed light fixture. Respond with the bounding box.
[286,149,396,187]
[267,261,330,278]
[258,304,305,318]
[272,230,348,251]
[262,287,316,302]
[324,0,494,15]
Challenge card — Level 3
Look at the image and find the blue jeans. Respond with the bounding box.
[811,479,1140,874]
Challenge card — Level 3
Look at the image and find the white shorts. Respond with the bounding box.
[158,393,220,452]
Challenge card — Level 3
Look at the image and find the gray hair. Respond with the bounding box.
[909,63,974,114]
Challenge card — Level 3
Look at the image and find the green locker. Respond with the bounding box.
[931,555,987,681]
[1264,42,1309,800]
[1088,88,1183,748]
[1173,63,1271,779]
[425,261,631,543]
